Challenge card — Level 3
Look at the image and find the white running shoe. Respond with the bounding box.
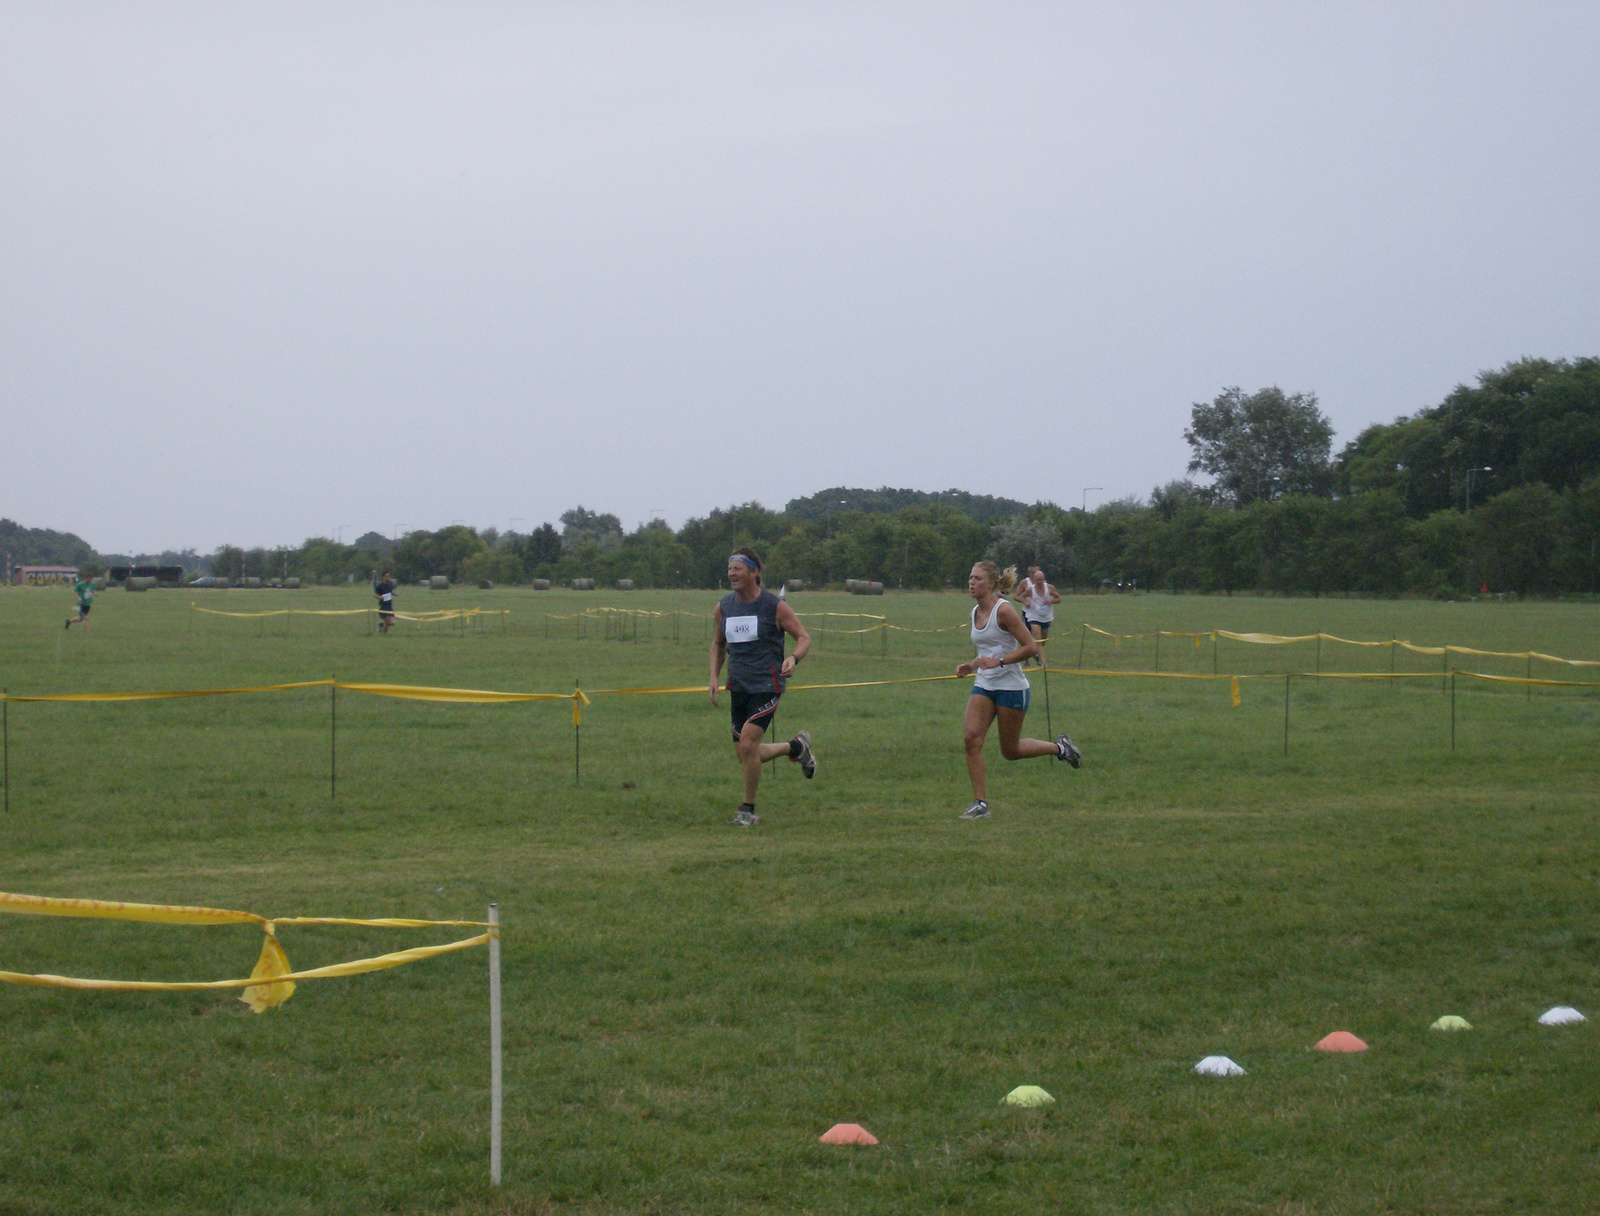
[792,730,817,779]
[959,800,990,819]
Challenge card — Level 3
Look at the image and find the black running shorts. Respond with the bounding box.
[729,690,780,740]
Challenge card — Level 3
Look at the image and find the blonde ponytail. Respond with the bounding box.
[973,561,1018,593]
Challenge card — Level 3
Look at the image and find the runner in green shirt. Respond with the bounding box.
[65,577,94,631]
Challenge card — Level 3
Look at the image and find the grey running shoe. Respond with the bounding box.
[732,809,759,827]
[793,730,817,779]
[959,800,990,819]
[1056,734,1082,768]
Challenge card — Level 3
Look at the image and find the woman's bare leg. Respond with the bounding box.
[995,706,1059,760]
[963,695,997,800]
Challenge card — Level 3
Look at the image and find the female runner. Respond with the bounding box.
[954,561,1080,819]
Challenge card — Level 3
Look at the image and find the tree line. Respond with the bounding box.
[18,356,1598,598]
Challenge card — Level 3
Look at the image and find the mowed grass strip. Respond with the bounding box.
[0,585,1596,1214]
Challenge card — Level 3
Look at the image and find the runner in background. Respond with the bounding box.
[957,561,1079,820]
[64,573,94,631]
[709,547,816,827]
[1014,565,1059,662]
[373,569,396,634]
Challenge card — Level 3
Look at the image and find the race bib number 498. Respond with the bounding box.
[724,615,759,644]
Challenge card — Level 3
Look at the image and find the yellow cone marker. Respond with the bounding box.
[1002,1085,1055,1108]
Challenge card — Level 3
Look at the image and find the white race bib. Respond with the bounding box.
[724,614,758,644]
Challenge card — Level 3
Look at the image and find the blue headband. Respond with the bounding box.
[729,554,760,571]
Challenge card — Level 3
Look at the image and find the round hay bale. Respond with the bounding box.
[91,577,107,591]
[572,578,596,591]
[189,576,215,588]
[532,579,551,591]
[124,576,156,591]
[616,578,634,591]
[478,580,494,590]
[242,577,261,589]
[429,575,449,590]
[866,580,884,595]
[284,577,301,589]
[783,579,805,593]
[269,578,283,589]
[844,579,862,593]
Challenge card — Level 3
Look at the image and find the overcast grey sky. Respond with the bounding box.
[3,2,1597,553]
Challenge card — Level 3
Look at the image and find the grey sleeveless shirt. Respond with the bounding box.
[719,588,787,695]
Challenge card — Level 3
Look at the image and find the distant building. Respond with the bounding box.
[14,566,79,586]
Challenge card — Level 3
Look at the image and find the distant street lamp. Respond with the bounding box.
[1464,466,1492,512]
[1082,487,1103,513]
[334,525,350,544]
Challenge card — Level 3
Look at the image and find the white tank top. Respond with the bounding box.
[1023,581,1054,622]
[971,600,1029,691]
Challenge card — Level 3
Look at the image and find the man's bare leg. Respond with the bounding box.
[736,721,792,804]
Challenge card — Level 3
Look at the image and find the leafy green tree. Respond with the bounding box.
[392,526,486,583]
[1336,415,1451,516]
[518,524,562,570]
[559,507,623,552]
[1474,483,1565,596]
[458,548,523,586]
[1323,492,1410,594]
[1338,358,1600,518]
[1563,475,1600,593]
[785,486,1028,524]
[0,519,98,567]
[1401,510,1477,596]
[1185,386,1334,505]
[986,516,1072,579]
[1435,357,1600,499]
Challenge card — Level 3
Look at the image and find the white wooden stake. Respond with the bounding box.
[489,902,502,1186]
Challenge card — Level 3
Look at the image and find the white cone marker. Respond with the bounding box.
[1193,1056,1246,1077]
[1537,1006,1586,1026]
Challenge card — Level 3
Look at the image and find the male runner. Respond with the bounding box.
[709,547,817,826]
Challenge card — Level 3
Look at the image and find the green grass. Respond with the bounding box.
[0,584,1597,1214]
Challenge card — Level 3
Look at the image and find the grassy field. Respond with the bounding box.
[0,583,1597,1215]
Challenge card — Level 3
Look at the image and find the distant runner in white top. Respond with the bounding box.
[954,561,1080,820]
[1013,566,1060,654]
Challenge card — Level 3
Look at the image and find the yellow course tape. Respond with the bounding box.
[191,605,372,618]
[3,661,1591,713]
[191,604,508,624]
[0,934,489,1009]
[0,892,492,1013]
[1452,670,1600,689]
[4,680,334,703]
[337,681,572,704]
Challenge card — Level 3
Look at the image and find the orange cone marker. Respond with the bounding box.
[1314,1031,1368,1052]
[819,1123,879,1145]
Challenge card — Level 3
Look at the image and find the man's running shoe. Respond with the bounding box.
[959,800,990,819]
[793,730,817,779]
[732,808,759,827]
[1056,734,1082,768]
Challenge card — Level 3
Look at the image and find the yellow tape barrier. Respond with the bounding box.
[3,679,334,703]
[531,605,1600,666]
[2,662,1591,726]
[546,607,706,621]
[0,892,491,1013]
[191,604,508,624]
